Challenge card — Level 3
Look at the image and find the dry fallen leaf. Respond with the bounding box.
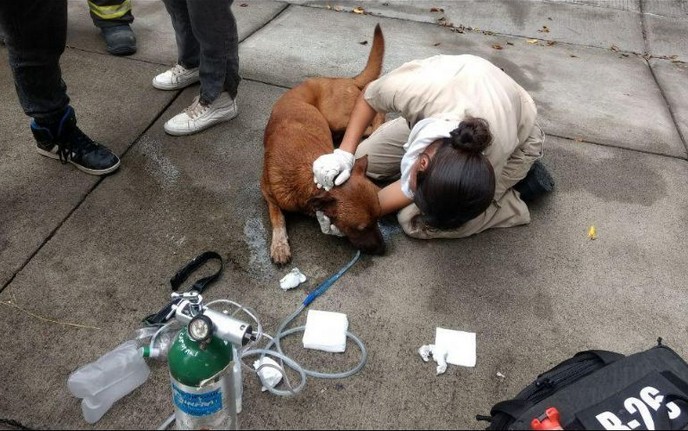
[492,43,503,50]
[437,17,454,27]
[588,226,597,240]
[527,39,539,44]
[430,7,445,12]
[352,6,365,14]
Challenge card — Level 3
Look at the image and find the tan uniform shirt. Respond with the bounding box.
[364,54,540,200]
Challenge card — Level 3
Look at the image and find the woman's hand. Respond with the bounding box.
[312,87,379,190]
[312,149,355,191]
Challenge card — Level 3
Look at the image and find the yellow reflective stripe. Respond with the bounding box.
[88,0,132,20]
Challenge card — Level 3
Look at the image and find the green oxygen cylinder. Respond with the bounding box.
[168,327,237,430]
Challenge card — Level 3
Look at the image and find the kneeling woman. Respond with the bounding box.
[312,54,553,238]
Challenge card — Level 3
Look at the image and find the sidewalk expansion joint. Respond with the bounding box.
[0,90,184,295]
[65,44,170,67]
[238,3,290,44]
[645,60,688,157]
[293,2,674,61]
[548,132,688,162]
[0,177,104,294]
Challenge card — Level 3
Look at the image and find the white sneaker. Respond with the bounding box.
[164,92,238,136]
[152,64,200,90]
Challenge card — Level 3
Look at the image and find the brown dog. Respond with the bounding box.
[261,25,386,264]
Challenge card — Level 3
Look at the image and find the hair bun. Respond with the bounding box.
[449,117,492,153]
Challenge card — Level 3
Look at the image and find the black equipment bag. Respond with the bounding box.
[481,341,688,430]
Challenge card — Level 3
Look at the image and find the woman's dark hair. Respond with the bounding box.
[414,117,496,230]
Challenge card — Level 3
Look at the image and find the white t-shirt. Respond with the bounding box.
[398,118,459,198]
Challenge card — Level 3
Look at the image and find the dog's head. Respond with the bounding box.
[308,157,385,255]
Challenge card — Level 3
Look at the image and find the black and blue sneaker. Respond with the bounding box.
[31,107,120,176]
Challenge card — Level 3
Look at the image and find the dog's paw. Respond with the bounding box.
[270,242,292,265]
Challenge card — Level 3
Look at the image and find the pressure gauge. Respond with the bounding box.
[188,314,214,343]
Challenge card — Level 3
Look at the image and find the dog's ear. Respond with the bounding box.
[307,190,337,212]
[352,155,369,176]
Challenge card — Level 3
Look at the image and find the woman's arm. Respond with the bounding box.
[378,180,413,216]
[339,88,378,154]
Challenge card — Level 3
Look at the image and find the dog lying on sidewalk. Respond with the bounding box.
[261,24,386,264]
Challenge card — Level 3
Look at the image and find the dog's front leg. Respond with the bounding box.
[266,200,291,264]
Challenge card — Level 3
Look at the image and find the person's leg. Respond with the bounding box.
[187,0,240,103]
[0,1,120,175]
[513,124,554,201]
[0,0,69,123]
[162,0,200,69]
[152,0,201,91]
[355,117,411,182]
[87,0,136,56]
[162,0,240,136]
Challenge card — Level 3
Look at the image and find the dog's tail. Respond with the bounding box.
[352,24,384,89]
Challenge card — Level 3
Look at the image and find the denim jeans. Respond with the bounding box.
[162,0,240,104]
[0,0,70,124]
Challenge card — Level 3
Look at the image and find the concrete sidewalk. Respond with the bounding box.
[0,0,687,429]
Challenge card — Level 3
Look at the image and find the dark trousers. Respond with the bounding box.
[0,0,69,124]
[162,0,240,103]
[87,0,134,28]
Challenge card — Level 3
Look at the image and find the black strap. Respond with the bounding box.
[490,399,532,418]
[142,251,224,326]
[169,251,223,293]
[488,399,533,430]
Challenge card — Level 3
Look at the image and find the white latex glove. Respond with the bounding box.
[316,211,345,237]
[312,149,355,191]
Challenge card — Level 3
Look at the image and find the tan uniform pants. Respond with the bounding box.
[355,117,544,239]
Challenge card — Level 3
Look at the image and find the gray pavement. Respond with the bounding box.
[0,0,687,429]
